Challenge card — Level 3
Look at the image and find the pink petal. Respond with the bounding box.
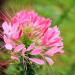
[45,47,64,56]
[59,49,64,54]
[14,44,25,52]
[2,22,9,33]
[41,33,48,45]
[47,37,63,47]
[12,32,20,40]
[12,29,23,40]
[3,35,10,43]
[29,58,45,65]
[22,48,27,54]
[45,57,54,65]
[30,48,41,55]
[11,56,19,61]
[27,43,35,51]
[5,43,12,50]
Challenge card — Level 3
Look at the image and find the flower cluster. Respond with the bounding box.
[2,11,64,65]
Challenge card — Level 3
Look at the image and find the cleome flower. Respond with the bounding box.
[2,11,64,65]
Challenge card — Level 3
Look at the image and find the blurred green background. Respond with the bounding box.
[0,0,75,75]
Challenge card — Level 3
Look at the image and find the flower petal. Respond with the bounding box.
[30,48,41,55]
[45,57,54,65]
[22,48,27,54]
[2,22,9,34]
[5,43,12,50]
[29,58,45,65]
[45,47,64,56]
[27,43,35,51]
[14,44,25,52]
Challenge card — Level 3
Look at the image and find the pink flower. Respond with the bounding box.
[2,11,64,65]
